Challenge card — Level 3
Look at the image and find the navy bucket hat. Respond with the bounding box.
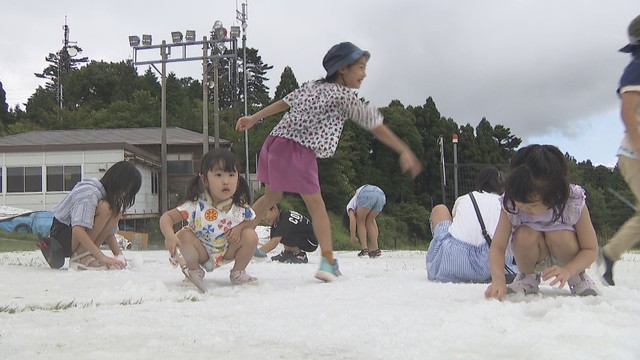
[322,42,370,77]
[620,14,640,53]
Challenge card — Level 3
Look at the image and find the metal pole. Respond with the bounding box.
[453,135,458,199]
[202,36,209,155]
[213,62,220,149]
[239,2,252,199]
[438,136,446,205]
[160,40,168,214]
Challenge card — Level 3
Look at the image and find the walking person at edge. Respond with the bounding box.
[597,14,640,286]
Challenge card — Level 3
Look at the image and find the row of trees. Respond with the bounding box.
[0,43,633,247]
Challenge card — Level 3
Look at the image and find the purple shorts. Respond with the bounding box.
[257,135,320,194]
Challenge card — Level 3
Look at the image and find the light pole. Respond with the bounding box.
[129,25,238,213]
[57,19,82,110]
[438,136,446,204]
[452,133,459,199]
[236,1,251,199]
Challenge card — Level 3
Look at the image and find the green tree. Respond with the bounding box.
[411,97,458,206]
[0,80,12,127]
[373,101,423,204]
[493,124,520,160]
[23,86,57,128]
[273,66,299,101]
[34,45,89,108]
[63,60,140,110]
[239,47,273,112]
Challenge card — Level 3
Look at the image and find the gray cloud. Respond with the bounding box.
[0,0,636,160]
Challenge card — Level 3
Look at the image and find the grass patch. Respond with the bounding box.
[177,294,202,302]
[120,298,144,306]
[0,237,38,252]
[0,229,39,252]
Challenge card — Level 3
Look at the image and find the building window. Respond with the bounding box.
[167,153,193,175]
[7,166,42,193]
[151,171,159,195]
[47,165,82,191]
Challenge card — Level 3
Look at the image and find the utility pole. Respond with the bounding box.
[237,1,252,200]
[129,26,238,213]
[58,16,82,109]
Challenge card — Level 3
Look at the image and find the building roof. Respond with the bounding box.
[0,127,228,147]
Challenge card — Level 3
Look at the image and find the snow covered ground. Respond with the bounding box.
[0,247,639,360]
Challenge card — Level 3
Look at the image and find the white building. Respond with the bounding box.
[0,127,231,221]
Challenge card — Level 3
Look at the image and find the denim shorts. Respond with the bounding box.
[356,185,386,212]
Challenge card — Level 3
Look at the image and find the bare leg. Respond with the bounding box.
[176,229,208,270]
[250,185,283,228]
[365,210,381,250]
[429,204,452,231]
[300,192,333,262]
[544,230,579,264]
[72,200,120,254]
[356,207,372,249]
[226,227,259,272]
[283,245,302,253]
[512,226,547,273]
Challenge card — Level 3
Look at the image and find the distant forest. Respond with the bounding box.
[0,43,632,248]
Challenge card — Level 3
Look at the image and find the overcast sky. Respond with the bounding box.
[1,1,637,166]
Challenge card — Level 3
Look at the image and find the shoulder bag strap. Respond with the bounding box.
[469,191,516,276]
[468,191,492,246]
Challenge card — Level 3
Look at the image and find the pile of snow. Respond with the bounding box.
[0,248,638,359]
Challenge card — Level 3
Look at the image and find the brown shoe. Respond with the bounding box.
[368,249,382,258]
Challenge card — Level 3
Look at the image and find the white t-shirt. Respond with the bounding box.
[447,191,502,247]
[345,185,365,212]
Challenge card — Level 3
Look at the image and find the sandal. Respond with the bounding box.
[357,249,369,257]
[69,251,108,270]
[230,270,258,285]
[181,266,208,293]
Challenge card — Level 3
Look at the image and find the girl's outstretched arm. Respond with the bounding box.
[369,124,422,178]
[159,208,184,256]
[484,210,513,301]
[347,209,358,244]
[236,100,290,131]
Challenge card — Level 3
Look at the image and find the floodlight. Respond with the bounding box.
[185,30,196,42]
[66,46,78,57]
[171,31,183,43]
[229,26,241,39]
[214,27,227,40]
[142,34,152,46]
[128,35,140,47]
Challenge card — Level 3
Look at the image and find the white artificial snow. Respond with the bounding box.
[0,248,638,360]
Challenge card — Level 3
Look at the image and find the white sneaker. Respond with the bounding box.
[506,273,540,295]
[568,272,598,296]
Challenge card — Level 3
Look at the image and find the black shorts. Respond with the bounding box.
[49,218,74,257]
[280,236,318,253]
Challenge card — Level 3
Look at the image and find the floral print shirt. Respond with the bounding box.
[177,194,256,256]
[270,81,384,158]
